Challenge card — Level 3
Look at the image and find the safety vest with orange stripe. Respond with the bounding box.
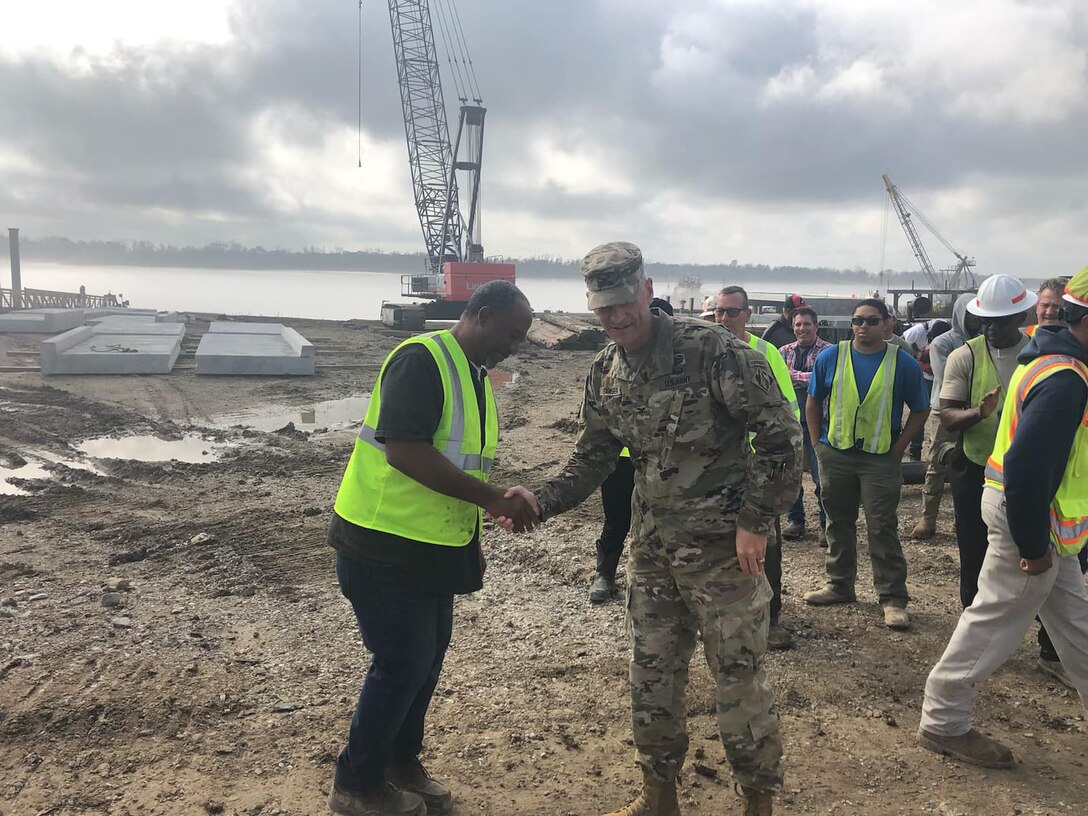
[984,354,1088,556]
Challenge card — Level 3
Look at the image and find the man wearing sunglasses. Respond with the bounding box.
[937,275,1035,611]
[803,299,930,630]
[715,285,801,652]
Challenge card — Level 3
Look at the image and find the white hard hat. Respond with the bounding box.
[967,275,1038,318]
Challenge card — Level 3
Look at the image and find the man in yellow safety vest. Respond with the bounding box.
[803,299,930,631]
[919,266,1088,768]
[1025,277,1068,336]
[715,284,801,652]
[937,275,1035,609]
[326,280,536,816]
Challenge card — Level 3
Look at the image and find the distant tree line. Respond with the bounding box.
[1,234,920,285]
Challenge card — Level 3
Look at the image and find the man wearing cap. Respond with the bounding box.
[937,275,1034,609]
[588,297,675,604]
[762,294,806,349]
[505,242,801,815]
[919,266,1088,768]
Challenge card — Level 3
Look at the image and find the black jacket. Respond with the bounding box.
[1004,327,1088,559]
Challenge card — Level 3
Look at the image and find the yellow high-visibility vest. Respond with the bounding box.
[334,330,498,547]
[747,334,800,420]
[827,341,898,454]
[984,354,1088,556]
[962,335,1002,466]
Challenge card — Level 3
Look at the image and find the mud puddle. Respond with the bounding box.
[76,435,229,463]
[0,451,106,496]
[211,394,371,432]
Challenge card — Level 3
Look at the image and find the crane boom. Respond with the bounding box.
[388,0,465,273]
[378,0,514,324]
[883,173,941,290]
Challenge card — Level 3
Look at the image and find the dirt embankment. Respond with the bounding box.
[1,317,1085,816]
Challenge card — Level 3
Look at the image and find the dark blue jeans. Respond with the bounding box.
[788,422,826,528]
[334,553,454,793]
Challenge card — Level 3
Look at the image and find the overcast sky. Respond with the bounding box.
[2,0,1085,277]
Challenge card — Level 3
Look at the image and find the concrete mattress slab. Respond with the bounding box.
[196,323,315,376]
[0,308,86,334]
[41,323,185,375]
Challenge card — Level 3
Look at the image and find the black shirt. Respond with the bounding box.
[328,343,486,596]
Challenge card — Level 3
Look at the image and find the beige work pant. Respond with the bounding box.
[919,489,1088,736]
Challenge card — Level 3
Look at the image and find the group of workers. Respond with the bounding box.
[322,243,1088,816]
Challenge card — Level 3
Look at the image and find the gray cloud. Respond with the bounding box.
[0,0,1085,276]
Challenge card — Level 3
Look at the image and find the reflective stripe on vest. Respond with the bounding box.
[984,353,1088,556]
[827,341,898,454]
[355,330,494,475]
[962,335,1002,466]
[748,334,800,419]
[333,330,497,547]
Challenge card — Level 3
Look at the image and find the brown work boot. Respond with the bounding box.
[736,785,773,815]
[882,606,910,631]
[767,624,794,651]
[328,781,426,816]
[781,521,805,540]
[917,728,1015,769]
[911,517,936,539]
[802,586,854,606]
[387,759,452,815]
[603,769,680,816]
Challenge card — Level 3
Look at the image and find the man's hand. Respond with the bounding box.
[504,486,541,517]
[1020,550,1053,575]
[891,439,911,462]
[484,491,538,533]
[736,527,768,577]
[978,385,1002,420]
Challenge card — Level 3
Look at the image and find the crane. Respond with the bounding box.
[882,173,976,292]
[379,0,514,321]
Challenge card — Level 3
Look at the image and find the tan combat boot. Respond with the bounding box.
[604,769,680,816]
[737,785,773,816]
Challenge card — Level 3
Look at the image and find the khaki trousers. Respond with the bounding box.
[920,489,1088,736]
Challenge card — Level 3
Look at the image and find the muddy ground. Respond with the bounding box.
[1,317,1085,816]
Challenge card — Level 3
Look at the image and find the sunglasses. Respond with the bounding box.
[851,315,883,326]
[979,315,1018,326]
[714,307,746,318]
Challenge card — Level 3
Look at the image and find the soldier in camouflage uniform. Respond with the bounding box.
[522,243,802,815]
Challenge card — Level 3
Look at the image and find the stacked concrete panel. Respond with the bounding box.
[40,322,186,375]
[195,322,315,376]
[0,309,86,334]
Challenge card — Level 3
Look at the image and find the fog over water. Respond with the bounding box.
[19,263,875,320]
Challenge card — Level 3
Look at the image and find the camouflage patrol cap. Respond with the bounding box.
[581,241,646,309]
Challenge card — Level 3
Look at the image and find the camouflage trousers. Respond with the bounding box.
[625,515,783,791]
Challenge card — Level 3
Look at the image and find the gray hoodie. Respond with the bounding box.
[928,293,976,409]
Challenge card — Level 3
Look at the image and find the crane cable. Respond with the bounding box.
[357,0,363,168]
[445,0,482,102]
[433,0,468,103]
[879,191,889,288]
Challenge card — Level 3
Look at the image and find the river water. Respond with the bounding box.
[15,262,871,320]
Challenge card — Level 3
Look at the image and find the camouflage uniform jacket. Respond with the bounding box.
[536,314,802,536]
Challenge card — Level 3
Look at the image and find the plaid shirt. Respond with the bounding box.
[779,337,831,405]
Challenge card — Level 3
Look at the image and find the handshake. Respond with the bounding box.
[484,485,541,533]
